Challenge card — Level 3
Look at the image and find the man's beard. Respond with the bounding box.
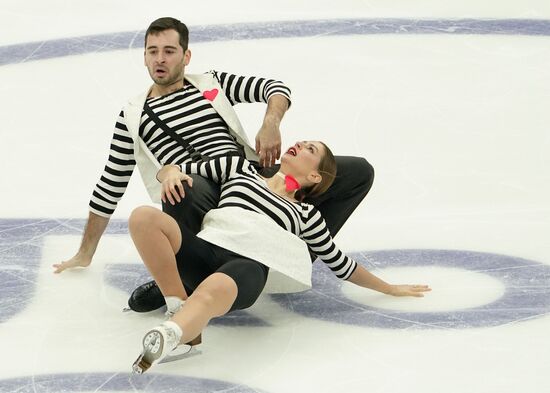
[149,65,184,87]
[152,73,180,86]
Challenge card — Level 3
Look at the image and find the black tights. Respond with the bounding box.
[175,223,269,312]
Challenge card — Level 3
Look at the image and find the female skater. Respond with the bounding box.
[129,141,430,373]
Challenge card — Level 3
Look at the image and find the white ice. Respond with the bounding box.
[1,1,550,392]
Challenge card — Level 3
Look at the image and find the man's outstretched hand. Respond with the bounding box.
[53,253,92,274]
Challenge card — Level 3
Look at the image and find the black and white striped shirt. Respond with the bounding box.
[181,155,358,280]
[89,71,291,217]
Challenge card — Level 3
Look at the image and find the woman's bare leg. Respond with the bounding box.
[129,206,187,300]
[170,272,238,344]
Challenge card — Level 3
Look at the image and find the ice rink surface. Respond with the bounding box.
[1,1,550,392]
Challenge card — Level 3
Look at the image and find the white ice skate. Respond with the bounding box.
[164,296,184,318]
[132,322,202,374]
[132,322,181,374]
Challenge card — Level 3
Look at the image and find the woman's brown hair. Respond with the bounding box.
[295,142,337,201]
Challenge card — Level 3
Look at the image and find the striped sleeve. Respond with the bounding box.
[88,110,136,217]
[180,154,257,184]
[301,206,358,280]
[215,70,291,106]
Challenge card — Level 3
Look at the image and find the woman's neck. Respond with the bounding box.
[266,171,297,200]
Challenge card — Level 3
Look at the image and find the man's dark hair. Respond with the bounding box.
[145,17,189,50]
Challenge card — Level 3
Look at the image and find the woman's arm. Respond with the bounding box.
[302,206,430,297]
[156,154,256,205]
[180,154,249,183]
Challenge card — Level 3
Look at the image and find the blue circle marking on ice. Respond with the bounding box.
[270,249,550,329]
[0,219,129,323]
[0,372,261,393]
[2,220,550,329]
[2,18,550,65]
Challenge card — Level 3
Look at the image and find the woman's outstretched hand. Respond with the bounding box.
[387,284,431,297]
[157,165,193,205]
[348,265,431,298]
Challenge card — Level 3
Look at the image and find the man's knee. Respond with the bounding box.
[353,157,375,191]
[331,155,375,196]
[163,175,219,216]
[336,156,374,184]
[162,182,193,214]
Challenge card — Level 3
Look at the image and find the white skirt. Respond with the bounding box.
[197,206,312,293]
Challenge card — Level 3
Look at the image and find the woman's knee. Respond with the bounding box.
[193,273,238,306]
[128,206,162,235]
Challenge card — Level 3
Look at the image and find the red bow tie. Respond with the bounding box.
[276,172,301,192]
[284,175,301,192]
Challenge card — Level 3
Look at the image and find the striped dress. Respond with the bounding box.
[180,155,358,281]
[89,71,291,217]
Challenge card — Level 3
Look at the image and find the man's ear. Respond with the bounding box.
[184,49,192,66]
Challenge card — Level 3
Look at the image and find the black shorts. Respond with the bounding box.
[175,223,269,312]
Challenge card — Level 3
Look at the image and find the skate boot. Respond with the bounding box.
[164,296,184,318]
[127,280,165,312]
[132,321,182,374]
[163,297,202,347]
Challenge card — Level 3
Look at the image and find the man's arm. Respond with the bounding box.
[54,109,136,274]
[53,212,110,273]
[215,71,291,168]
[255,94,289,167]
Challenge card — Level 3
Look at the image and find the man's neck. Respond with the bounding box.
[150,79,185,98]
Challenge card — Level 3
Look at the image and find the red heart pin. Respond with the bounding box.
[203,88,219,101]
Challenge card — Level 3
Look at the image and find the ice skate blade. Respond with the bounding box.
[159,345,202,364]
[132,346,201,373]
[132,354,152,374]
